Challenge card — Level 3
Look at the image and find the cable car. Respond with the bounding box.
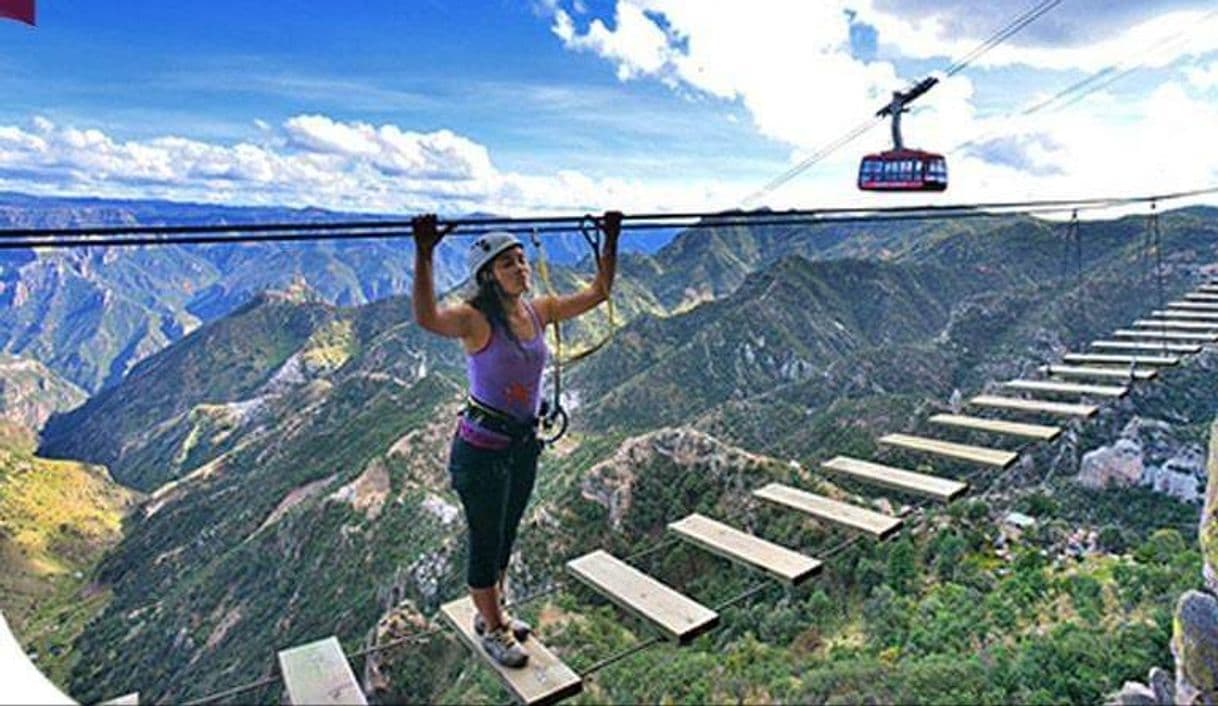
[858,149,947,191]
[858,76,948,192]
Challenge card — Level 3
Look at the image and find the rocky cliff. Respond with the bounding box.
[0,356,86,433]
[1113,417,1218,705]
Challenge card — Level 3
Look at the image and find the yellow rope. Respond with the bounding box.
[531,232,615,366]
[531,231,564,364]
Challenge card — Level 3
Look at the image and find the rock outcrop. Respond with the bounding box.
[579,427,772,529]
[1080,417,1206,503]
[1079,437,1143,489]
[1174,590,1218,705]
[0,355,86,432]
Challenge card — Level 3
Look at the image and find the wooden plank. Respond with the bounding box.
[1134,319,1218,330]
[278,636,367,706]
[969,394,1097,418]
[1167,301,1218,310]
[1003,379,1127,397]
[929,413,1061,441]
[1090,340,1201,353]
[821,455,968,501]
[1198,285,1218,294]
[1114,329,1217,341]
[668,513,822,585]
[1040,364,1156,381]
[566,550,718,643]
[1063,352,1179,366]
[878,432,1018,468]
[753,482,902,539]
[440,597,582,706]
[1184,293,1218,301]
[1153,309,1218,320]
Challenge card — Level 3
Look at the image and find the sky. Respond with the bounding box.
[1,0,1217,218]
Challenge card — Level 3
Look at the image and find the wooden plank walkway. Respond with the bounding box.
[753,483,902,539]
[1135,319,1218,330]
[1113,329,1218,341]
[1168,301,1218,311]
[821,455,968,502]
[969,394,1097,418]
[929,413,1061,441]
[1091,340,1201,353]
[278,636,368,706]
[1154,309,1218,320]
[1003,379,1128,397]
[441,597,582,706]
[567,550,719,643]
[1063,352,1179,366]
[878,433,1018,468]
[668,514,822,586]
[1040,364,1156,380]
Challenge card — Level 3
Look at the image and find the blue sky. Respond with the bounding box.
[1,1,1217,216]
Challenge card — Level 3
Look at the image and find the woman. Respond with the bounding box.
[411,211,620,668]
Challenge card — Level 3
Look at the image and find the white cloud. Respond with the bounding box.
[282,115,493,181]
[1187,59,1218,89]
[551,1,907,150]
[556,3,672,82]
[0,115,745,216]
[864,5,1218,72]
[548,1,1218,154]
[756,77,1218,220]
[543,1,1218,215]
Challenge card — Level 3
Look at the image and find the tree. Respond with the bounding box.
[1097,523,1127,554]
[886,536,918,594]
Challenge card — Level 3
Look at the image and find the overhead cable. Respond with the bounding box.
[953,7,1218,155]
[944,0,1063,77]
[742,0,1065,205]
[5,185,1218,251]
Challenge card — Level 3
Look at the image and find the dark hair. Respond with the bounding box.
[466,266,520,345]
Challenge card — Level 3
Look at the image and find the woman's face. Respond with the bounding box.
[490,245,530,297]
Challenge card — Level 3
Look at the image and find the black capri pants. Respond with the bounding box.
[448,434,542,589]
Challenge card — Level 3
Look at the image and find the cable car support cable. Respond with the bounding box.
[747,0,1065,203]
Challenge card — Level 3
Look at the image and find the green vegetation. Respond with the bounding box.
[422,507,1200,705]
[0,441,138,685]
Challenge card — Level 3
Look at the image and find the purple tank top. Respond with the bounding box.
[466,300,548,423]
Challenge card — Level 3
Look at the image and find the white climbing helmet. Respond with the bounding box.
[467,231,523,280]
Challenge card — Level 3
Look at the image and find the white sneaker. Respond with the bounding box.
[473,610,532,642]
[479,624,529,668]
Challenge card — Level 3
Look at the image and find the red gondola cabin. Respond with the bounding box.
[858,149,947,192]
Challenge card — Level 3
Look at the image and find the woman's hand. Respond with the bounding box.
[601,210,622,250]
[411,214,454,254]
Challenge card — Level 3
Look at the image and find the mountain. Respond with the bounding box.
[570,209,1218,453]
[0,355,86,433]
[0,193,674,395]
[12,204,1218,704]
[0,194,435,393]
[38,288,464,492]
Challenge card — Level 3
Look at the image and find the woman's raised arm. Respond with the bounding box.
[537,210,621,325]
[412,214,474,339]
